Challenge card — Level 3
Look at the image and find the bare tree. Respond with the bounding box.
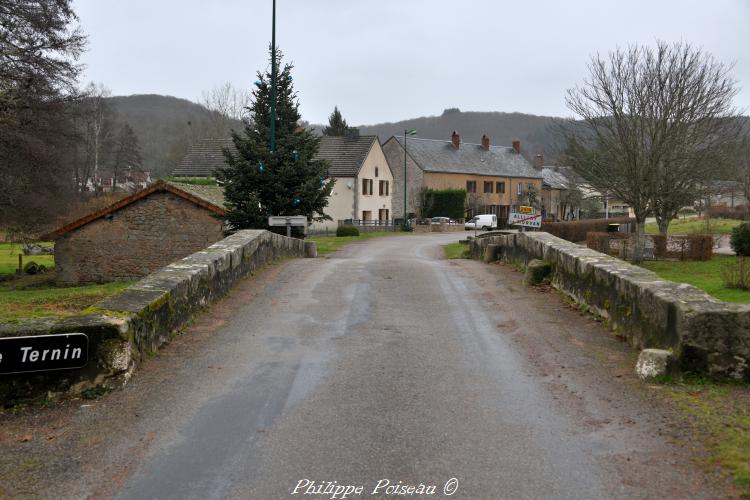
[565,41,743,262]
[0,0,86,237]
[200,82,249,137]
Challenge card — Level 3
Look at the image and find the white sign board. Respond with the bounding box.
[508,212,542,228]
[268,216,308,227]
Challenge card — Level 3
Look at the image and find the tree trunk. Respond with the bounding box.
[656,215,670,235]
[632,218,646,264]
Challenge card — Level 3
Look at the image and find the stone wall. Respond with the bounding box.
[472,232,750,379]
[382,138,424,220]
[0,230,309,403]
[55,192,224,285]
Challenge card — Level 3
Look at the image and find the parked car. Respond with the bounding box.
[465,214,497,230]
[430,217,455,224]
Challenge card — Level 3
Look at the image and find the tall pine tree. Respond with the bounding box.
[323,106,350,136]
[216,48,334,231]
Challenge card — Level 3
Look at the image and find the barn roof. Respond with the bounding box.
[44,180,225,239]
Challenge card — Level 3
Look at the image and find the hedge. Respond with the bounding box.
[652,234,713,261]
[541,217,635,243]
[422,188,466,220]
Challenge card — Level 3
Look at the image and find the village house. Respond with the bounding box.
[313,133,394,232]
[45,180,226,285]
[382,132,542,221]
[533,154,634,220]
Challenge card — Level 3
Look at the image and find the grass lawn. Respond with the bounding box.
[0,243,54,275]
[308,231,401,256]
[443,242,469,259]
[0,274,131,322]
[645,217,742,235]
[640,256,750,303]
[656,374,750,493]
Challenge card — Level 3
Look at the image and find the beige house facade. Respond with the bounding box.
[312,134,393,232]
[382,132,542,221]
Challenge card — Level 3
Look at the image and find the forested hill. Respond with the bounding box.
[354,109,566,162]
[106,94,242,177]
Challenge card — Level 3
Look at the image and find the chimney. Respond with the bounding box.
[481,135,490,150]
[512,139,521,154]
[534,153,544,169]
[451,130,460,149]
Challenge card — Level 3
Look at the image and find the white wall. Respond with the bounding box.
[356,142,393,221]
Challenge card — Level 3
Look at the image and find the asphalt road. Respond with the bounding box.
[0,232,727,499]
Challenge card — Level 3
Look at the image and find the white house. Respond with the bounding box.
[312,133,394,232]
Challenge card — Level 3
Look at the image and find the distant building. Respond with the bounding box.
[45,180,226,285]
[171,138,237,178]
[710,180,748,208]
[313,133,394,231]
[382,132,542,220]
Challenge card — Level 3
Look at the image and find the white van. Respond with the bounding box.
[465,214,497,230]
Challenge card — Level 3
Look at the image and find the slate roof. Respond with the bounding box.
[315,135,378,177]
[171,138,237,177]
[166,181,225,208]
[44,180,225,239]
[540,166,570,190]
[392,136,542,179]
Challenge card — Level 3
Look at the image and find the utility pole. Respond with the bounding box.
[403,129,417,225]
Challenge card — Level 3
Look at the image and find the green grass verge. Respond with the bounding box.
[656,374,750,493]
[645,217,742,235]
[0,275,131,322]
[0,243,54,275]
[165,176,217,185]
[443,242,469,259]
[640,256,750,303]
[308,231,400,256]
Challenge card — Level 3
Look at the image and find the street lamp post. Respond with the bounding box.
[403,129,417,226]
[269,0,277,152]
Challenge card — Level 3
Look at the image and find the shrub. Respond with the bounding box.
[586,232,611,254]
[730,223,750,256]
[653,234,713,261]
[400,223,414,232]
[542,217,635,243]
[421,188,466,220]
[336,225,359,237]
[721,257,750,290]
[23,261,39,275]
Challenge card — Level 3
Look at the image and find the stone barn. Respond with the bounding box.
[46,180,226,285]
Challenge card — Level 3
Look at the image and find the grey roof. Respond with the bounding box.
[712,180,744,192]
[166,180,225,208]
[315,135,378,177]
[171,138,237,177]
[392,136,541,178]
[540,166,570,190]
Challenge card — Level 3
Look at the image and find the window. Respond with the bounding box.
[517,183,522,195]
[496,182,505,194]
[466,180,477,193]
[379,180,389,196]
[484,181,493,194]
[362,179,373,195]
[386,181,389,196]
[375,167,379,177]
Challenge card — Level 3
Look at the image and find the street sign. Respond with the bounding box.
[519,205,534,214]
[508,211,542,228]
[268,215,308,237]
[0,333,88,375]
[268,216,308,227]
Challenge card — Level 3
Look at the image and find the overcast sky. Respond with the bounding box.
[73,0,750,125]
